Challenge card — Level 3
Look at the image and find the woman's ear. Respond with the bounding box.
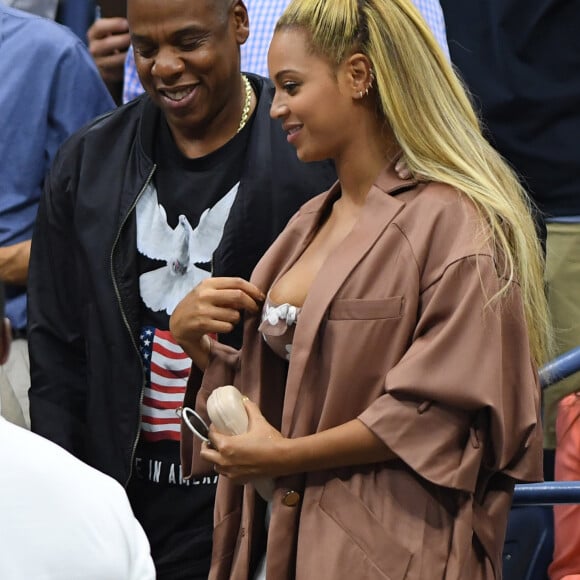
[346,53,374,99]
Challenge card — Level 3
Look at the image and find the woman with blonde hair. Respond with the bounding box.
[171,0,551,578]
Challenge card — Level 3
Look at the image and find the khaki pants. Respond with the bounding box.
[544,222,580,448]
[0,338,30,428]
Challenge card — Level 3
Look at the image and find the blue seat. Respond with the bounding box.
[502,505,553,580]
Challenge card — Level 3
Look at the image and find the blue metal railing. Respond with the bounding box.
[513,481,580,506]
[539,346,580,389]
[512,346,580,505]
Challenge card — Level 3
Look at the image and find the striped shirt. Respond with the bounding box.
[139,327,190,443]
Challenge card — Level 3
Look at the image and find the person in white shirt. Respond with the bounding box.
[0,283,155,580]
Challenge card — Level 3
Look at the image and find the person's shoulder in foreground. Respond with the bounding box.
[0,279,153,579]
[0,415,155,580]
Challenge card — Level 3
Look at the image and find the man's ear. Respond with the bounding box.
[0,319,11,365]
[232,1,250,46]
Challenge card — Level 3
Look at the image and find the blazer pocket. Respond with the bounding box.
[328,297,403,320]
[319,477,413,579]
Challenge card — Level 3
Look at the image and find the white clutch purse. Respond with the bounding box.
[181,385,274,501]
[206,385,249,435]
[207,386,275,501]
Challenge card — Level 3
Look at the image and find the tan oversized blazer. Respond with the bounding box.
[182,163,543,580]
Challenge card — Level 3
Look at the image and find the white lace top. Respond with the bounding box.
[258,296,302,361]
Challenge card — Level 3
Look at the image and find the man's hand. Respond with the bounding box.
[87,17,130,99]
[170,277,265,369]
[0,241,31,286]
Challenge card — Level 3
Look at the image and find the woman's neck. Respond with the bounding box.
[335,122,398,205]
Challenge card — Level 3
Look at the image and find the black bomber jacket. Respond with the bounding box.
[27,74,336,485]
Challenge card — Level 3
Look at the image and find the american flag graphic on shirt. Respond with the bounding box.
[139,326,192,442]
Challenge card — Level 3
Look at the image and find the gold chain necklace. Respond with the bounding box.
[237,75,253,134]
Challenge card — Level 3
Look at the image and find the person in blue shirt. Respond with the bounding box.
[0,5,115,428]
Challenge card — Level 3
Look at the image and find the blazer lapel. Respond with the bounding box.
[281,167,417,435]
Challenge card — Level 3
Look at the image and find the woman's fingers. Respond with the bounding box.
[199,410,283,485]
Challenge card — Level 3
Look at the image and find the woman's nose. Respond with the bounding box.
[270,91,289,120]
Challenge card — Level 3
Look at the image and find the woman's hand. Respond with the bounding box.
[170,277,265,369]
[200,399,285,484]
[201,398,398,485]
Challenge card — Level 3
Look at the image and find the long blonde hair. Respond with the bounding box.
[276,0,552,366]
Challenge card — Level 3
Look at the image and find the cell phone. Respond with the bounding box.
[179,407,212,445]
[96,1,127,18]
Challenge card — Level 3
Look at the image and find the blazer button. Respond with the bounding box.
[282,490,301,507]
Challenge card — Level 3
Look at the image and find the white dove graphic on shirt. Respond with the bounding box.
[136,181,239,315]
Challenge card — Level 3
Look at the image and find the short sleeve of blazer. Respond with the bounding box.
[358,255,543,493]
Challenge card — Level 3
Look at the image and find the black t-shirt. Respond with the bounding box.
[129,113,253,579]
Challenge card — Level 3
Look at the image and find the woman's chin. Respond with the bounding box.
[295,147,325,164]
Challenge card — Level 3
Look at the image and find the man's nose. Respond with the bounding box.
[151,48,185,80]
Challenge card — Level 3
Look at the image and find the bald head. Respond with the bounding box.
[127,0,239,22]
[126,0,249,147]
